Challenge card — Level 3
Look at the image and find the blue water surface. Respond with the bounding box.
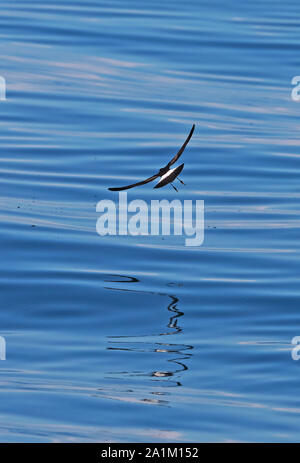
[0,0,300,442]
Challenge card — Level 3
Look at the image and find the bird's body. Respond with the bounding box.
[108,124,195,192]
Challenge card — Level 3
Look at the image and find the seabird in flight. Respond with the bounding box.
[108,124,195,192]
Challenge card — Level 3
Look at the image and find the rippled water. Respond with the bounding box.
[1,0,300,442]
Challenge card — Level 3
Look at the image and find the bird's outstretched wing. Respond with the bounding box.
[108,173,159,191]
[166,124,195,168]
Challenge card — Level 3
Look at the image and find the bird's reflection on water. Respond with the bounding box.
[103,274,194,404]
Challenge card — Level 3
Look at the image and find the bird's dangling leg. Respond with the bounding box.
[177,177,185,185]
[171,183,178,192]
